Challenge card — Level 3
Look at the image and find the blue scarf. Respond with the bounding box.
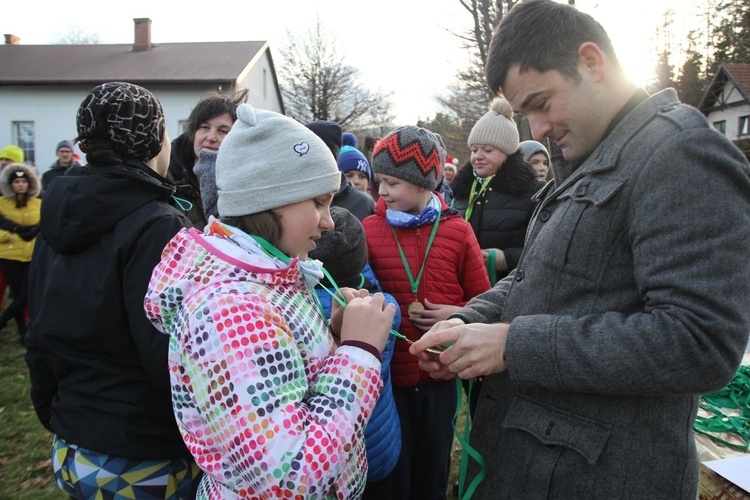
[386,193,441,228]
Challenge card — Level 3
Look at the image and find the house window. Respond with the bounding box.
[178,120,189,134]
[13,121,35,166]
[739,116,750,137]
[713,120,726,135]
[263,68,268,99]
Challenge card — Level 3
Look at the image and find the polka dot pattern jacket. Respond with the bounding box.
[145,226,382,499]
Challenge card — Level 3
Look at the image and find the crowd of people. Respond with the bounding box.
[2,1,749,499]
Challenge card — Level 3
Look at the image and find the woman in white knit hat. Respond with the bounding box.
[145,103,396,499]
[453,97,546,283]
[451,97,546,413]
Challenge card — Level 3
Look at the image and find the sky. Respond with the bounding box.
[3,0,701,124]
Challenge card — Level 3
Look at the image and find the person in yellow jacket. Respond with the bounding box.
[0,162,40,343]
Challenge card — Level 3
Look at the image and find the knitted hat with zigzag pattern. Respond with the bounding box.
[371,125,442,190]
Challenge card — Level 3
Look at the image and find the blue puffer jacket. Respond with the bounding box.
[315,264,402,482]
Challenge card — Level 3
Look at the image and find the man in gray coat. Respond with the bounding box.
[411,1,750,498]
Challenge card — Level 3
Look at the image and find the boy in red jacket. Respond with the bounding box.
[362,125,490,499]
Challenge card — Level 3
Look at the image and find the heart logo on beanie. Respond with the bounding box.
[294,142,310,156]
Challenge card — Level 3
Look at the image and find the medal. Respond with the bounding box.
[391,215,441,321]
[408,301,424,317]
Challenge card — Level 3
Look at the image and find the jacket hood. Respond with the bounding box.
[146,227,306,336]
[40,160,176,254]
[0,162,41,198]
[335,171,350,196]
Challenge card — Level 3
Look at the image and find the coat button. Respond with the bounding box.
[539,210,551,222]
[515,270,524,282]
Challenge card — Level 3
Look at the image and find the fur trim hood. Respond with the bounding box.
[0,162,40,198]
[451,151,538,198]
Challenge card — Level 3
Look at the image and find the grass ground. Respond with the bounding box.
[0,322,61,499]
[448,388,471,500]
[0,305,469,500]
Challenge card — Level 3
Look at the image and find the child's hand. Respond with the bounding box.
[340,293,397,353]
[408,299,461,332]
[330,287,368,337]
[481,247,505,269]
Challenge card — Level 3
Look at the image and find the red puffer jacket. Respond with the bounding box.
[363,195,491,387]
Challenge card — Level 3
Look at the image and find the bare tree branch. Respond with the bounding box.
[278,17,394,130]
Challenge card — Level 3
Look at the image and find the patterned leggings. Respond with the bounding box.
[52,435,202,499]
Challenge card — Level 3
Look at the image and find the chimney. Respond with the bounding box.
[4,34,20,45]
[133,18,152,52]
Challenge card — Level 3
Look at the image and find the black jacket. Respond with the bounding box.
[452,154,545,277]
[25,160,192,459]
[333,172,375,222]
[41,160,82,192]
[167,133,207,229]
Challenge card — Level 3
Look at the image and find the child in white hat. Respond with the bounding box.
[146,104,396,499]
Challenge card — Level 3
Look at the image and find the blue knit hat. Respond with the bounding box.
[338,145,372,182]
[342,132,358,148]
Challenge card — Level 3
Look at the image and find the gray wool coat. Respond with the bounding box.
[454,89,750,499]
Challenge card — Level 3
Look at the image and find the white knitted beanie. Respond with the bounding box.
[467,97,520,156]
[216,104,341,217]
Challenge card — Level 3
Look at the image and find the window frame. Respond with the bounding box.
[713,120,727,135]
[12,121,35,166]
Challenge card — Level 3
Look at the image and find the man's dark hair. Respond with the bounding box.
[486,0,618,95]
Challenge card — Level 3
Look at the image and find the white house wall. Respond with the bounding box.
[237,52,284,113]
[706,81,750,141]
[0,86,89,172]
[1,83,284,174]
[706,105,750,141]
[720,80,745,105]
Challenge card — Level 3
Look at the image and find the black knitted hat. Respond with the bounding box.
[309,206,367,288]
[76,81,165,162]
[305,120,343,161]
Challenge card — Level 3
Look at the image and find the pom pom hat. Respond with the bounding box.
[371,125,443,191]
[444,156,459,172]
[216,104,341,217]
[342,132,358,148]
[338,145,372,182]
[467,96,520,156]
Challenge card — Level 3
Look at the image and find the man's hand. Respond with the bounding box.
[410,320,510,379]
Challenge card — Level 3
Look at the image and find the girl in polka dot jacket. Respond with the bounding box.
[145,104,396,499]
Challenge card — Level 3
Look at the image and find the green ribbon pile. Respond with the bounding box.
[693,364,750,452]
